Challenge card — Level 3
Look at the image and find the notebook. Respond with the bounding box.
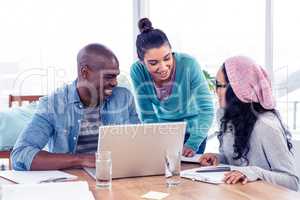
[181,154,202,163]
[181,165,231,184]
[0,170,77,184]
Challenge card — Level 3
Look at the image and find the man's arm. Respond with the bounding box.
[30,151,95,170]
[11,97,95,170]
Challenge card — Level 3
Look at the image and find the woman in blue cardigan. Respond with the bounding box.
[130,18,214,157]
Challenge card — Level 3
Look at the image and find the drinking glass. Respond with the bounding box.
[95,151,112,189]
[165,149,181,187]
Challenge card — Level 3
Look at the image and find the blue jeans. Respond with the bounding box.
[184,132,207,154]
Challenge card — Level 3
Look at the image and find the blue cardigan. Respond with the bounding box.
[130,52,214,151]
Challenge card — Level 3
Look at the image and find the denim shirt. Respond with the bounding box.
[11,80,140,170]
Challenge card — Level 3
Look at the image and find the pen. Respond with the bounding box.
[195,166,231,173]
[39,177,69,183]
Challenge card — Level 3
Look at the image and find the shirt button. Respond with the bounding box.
[73,136,77,140]
[79,104,83,108]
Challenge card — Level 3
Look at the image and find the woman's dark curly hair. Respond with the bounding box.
[218,64,293,164]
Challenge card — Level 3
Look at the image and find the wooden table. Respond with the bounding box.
[66,163,300,200]
[1,163,299,200]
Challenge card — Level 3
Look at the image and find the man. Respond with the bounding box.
[11,43,140,170]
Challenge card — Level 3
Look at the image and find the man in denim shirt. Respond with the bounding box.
[11,43,140,170]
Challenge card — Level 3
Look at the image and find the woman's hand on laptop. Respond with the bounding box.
[182,145,196,157]
[77,154,96,168]
[198,153,219,166]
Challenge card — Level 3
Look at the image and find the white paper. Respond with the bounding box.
[181,167,227,184]
[1,181,95,200]
[141,191,169,200]
[0,170,77,184]
[181,154,202,163]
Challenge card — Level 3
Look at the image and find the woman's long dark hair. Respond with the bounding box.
[218,64,293,164]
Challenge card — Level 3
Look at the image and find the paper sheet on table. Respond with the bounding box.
[181,154,202,163]
[141,191,169,200]
[1,181,94,200]
[181,167,227,184]
[0,170,77,184]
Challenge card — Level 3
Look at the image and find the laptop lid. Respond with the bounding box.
[97,122,186,179]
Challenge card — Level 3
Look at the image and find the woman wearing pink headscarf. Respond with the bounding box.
[199,56,299,191]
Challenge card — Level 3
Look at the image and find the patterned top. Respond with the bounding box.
[153,65,176,100]
[76,106,100,154]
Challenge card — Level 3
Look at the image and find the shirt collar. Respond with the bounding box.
[68,79,82,104]
[68,79,110,108]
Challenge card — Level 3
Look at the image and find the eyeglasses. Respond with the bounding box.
[215,80,228,89]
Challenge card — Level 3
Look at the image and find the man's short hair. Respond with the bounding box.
[77,43,119,70]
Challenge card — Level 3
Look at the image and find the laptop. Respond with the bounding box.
[84,122,186,179]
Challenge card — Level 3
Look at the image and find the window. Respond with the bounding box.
[149,0,265,138]
[0,0,133,107]
[274,0,300,132]
[149,0,265,76]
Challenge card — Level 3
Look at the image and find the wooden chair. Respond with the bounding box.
[8,94,43,107]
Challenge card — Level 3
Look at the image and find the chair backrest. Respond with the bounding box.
[8,95,43,107]
[0,151,10,170]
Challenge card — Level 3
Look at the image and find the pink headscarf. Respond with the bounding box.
[224,56,275,109]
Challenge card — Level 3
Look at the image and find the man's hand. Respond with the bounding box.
[182,145,196,157]
[223,170,248,184]
[30,151,96,170]
[78,154,96,168]
[198,153,219,166]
